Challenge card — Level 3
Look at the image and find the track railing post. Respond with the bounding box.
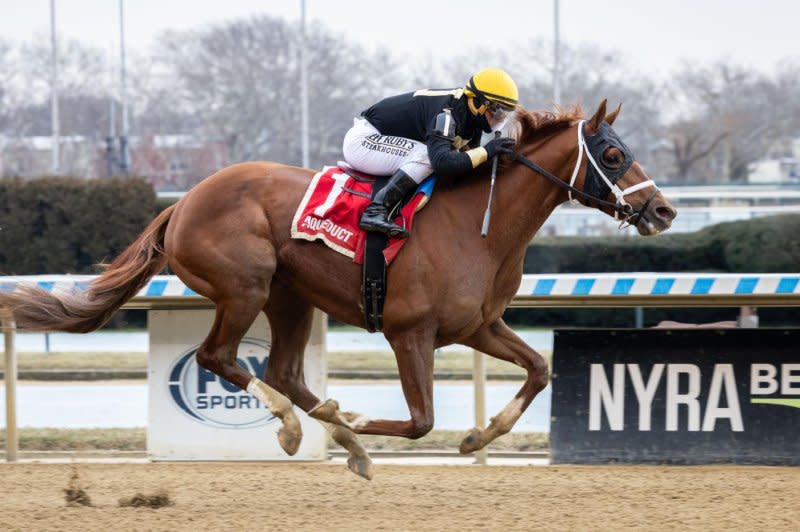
[311,308,328,389]
[3,314,18,462]
[472,349,487,465]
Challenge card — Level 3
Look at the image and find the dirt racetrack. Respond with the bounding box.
[0,462,798,531]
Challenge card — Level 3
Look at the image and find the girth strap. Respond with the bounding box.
[362,176,389,332]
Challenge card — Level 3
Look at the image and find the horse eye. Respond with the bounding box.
[602,147,624,168]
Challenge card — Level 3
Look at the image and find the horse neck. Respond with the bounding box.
[487,127,578,255]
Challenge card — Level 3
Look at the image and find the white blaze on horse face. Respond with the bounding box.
[247,377,293,416]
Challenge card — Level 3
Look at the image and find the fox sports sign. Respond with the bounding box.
[167,338,277,429]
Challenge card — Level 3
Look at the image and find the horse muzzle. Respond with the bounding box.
[632,192,677,235]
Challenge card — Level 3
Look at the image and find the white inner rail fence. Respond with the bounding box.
[3,272,799,462]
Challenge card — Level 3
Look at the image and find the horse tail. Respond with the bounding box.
[0,205,176,333]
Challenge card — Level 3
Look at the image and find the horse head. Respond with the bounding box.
[512,99,677,236]
[581,99,676,234]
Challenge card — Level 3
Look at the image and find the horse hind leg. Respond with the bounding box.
[263,282,373,479]
[459,319,549,453]
[195,293,302,456]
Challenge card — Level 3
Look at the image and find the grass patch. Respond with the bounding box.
[1,349,549,375]
[0,351,147,370]
[329,350,549,375]
[1,427,146,451]
[1,427,547,452]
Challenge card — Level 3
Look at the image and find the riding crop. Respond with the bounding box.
[481,131,501,237]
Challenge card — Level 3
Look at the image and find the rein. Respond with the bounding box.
[510,119,658,228]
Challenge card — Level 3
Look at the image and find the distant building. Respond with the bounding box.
[0,133,229,190]
[130,134,228,191]
[0,135,99,178]
[748,136,800,184]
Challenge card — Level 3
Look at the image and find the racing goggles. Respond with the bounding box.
[486,101,515,121]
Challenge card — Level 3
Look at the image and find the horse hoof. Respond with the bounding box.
[347,455,374,480]
[277,411,303,456]
[459,427,484,454]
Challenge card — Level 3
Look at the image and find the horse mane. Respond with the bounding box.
[514,105,584,146]
[441,104,585,187]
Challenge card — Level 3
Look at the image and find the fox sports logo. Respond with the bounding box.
[168,338,278,429]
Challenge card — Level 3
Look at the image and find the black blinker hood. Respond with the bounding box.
[582,122,635,200]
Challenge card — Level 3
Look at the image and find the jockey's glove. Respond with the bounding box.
[484,137,516,159]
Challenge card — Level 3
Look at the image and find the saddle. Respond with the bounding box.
[290,164,436,332]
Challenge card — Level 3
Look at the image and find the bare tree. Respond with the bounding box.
[663,61,792,182]
[6,39,109,138]
[412,39,665,172]
[152,15,400,170]
[0,39,11,131]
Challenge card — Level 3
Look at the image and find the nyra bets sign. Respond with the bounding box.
[550,329,799,465]
[148,309,326,461]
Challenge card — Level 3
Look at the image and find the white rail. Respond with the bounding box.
[2,273,799,309]
[2,273,798,463]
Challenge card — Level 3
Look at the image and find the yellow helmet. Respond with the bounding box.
[464,67,519,114]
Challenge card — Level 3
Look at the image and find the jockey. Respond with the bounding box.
[342,67,519,238]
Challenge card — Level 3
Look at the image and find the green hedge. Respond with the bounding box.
[524,214,800,273]
[511,214,800,328]
[0,176,156,275]
[0,176,157,329]
[1,179,797,329]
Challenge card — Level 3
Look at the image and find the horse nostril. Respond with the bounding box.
[655,205,676,221]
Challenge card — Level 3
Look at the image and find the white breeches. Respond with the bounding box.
[341,115,520,184]
[342,118,433,183]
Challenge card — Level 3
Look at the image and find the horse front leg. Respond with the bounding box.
[459,319,549,453]
[362,329,436,437]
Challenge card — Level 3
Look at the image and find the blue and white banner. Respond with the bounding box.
[516,273,800,298]
[2,273,799,305]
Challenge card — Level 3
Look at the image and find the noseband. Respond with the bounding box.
[512,119,658,228]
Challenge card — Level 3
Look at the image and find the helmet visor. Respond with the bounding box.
[486,101,514,122]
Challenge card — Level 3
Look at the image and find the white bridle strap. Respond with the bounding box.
[567,121,585,203]
[568,119,657,218]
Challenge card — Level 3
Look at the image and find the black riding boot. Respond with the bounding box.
[359,170,418,238]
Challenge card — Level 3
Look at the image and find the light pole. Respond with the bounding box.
[106,44,117,177]
[50,0,60,174]
[300,0,310,168]
[118,0,130,176]
[553,0,561,106]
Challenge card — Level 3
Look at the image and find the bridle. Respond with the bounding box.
[512,119,659,229]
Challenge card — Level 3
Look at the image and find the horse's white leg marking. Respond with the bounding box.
[247,377,302,455]
[248,377,293,413]
[489,396,525,434]
[308,398,372,430]
[318,420,374,480]
[460,396,526,454]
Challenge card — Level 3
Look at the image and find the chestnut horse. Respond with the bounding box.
[0,100,676,479]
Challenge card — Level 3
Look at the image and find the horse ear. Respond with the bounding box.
[587,99,608,133]
[605,103,622,126]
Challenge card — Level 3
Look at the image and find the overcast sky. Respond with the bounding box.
[1,0,798,78]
